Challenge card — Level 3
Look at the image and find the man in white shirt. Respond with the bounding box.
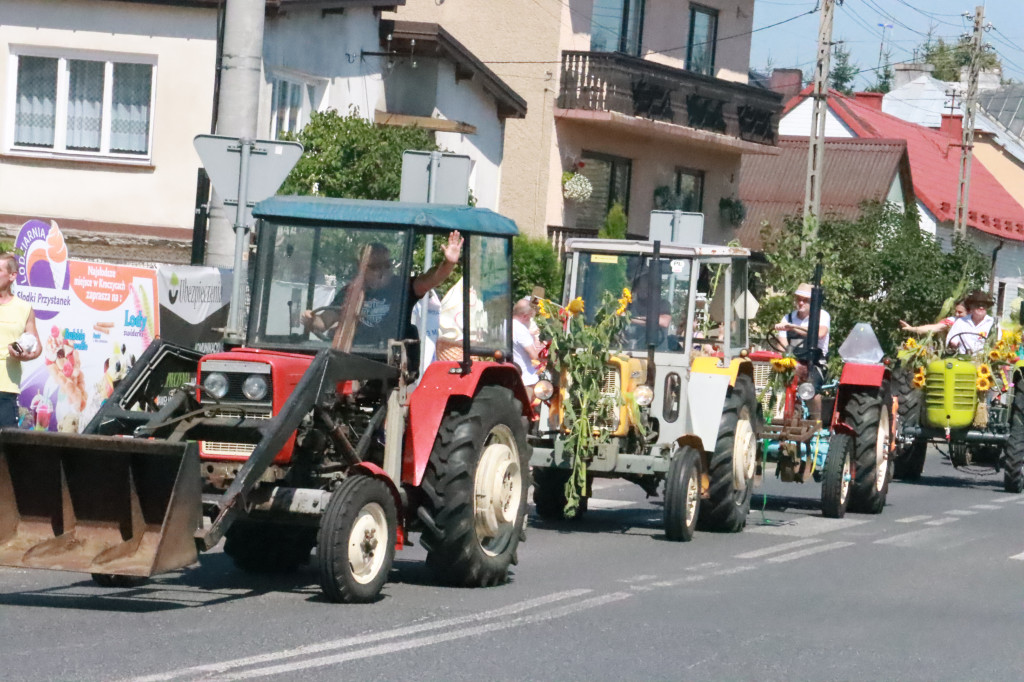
[512,298,542,401]
[947,289,995,354]
[775,282,831,353]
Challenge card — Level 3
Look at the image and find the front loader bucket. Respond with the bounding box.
[0,429,201,578]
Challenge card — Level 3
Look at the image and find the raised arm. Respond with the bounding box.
[413,230,463,298]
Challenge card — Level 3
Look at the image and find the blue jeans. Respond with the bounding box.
[0,392,19,428]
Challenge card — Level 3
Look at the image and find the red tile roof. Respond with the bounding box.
[738,136,912,250]
[783,86,1024,241]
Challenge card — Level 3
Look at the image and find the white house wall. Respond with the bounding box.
[0,0,216,235]
[778,98,855,137]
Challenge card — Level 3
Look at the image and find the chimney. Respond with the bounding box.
[941,113,963,141]
[769,68,803,101]
[893,61,935,89]
[853,92,883,111]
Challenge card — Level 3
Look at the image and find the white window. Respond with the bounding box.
[270,72,326,139]
[7,49,156,161]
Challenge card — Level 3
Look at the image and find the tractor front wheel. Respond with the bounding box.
[419,386,529,587]
[821,432,852,518]
[847,389,892,514]
[317,474,397,604]
[664,445,701,541]
[698,374,757,532]
[1003,379,1024,493]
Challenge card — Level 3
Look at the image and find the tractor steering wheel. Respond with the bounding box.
[945,330,985,356]
[624,322,667,350]
[305,305,340,342]
[766,329,802,355]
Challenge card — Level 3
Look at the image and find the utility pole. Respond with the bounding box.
[802,0,840,256]
[953,5,989,239]
[204,0,266,268]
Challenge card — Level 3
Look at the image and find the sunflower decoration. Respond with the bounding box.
[614,288,632,316]
[901,337,919,351]
[975,363,995,392]
[566,297,585,317]
[912,366,927,389]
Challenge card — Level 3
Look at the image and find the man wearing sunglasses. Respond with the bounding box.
[947,289,995,354]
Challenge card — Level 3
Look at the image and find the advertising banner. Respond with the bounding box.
[156,265,232,354]
[12,220,158,432]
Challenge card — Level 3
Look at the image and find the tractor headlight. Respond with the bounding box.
[634,385,654,407]
[242,374,268,401]
[203,372,229,400]
[797,382,817,402]
[534,380,554,402]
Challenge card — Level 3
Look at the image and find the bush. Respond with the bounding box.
[755,202,989,363]
[599,202,628,239]
[512,235,561,302]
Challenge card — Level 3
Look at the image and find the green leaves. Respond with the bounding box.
[512,236,561,301]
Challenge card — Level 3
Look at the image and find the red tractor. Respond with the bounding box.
[0,197,532,603]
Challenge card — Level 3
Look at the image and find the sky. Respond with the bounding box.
[749,0,1024,90]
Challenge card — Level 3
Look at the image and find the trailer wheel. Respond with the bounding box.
[822,432,852,518]
[664,445,700,542]
[223,520,316,574]
[846,388,891,514]
[419,386,529,587]
[532,467,588,521]
[91,574,147,588]
[1003,379,1024,493]
[698,373,756,532]
[892,367,926,481]
[317,474,397,604]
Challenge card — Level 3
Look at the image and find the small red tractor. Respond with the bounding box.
[0,197,532,603]
[756,276,894,518]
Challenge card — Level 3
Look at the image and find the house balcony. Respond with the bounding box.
[556,51,782,153]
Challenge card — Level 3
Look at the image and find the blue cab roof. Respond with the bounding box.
[253,196,519,236]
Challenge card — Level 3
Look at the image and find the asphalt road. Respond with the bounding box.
[1,451,1022,681]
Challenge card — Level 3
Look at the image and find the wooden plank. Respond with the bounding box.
[374,110,477,135]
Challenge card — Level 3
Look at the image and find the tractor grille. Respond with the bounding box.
[924,370,976,412]
[601,366,620,395]
[200,408,272,457]
[752,360,785,420]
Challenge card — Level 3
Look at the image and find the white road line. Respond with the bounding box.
[765,541,855,563]
[205,592,633,681]
[650,574,706,588]
[874,528,943,547]
[1010,551,1024,561]
[992,495,1019,504]
[895,515,932,523]
[1016,499,1024,505]
[971,504,1001,510]
[734,538,820,559]
[586,498,636,510]
[618,574,658,583]
[711,565,758,577]
[924,517,959,526]
[125,589,592,682]
[745,515,869,537]
[945,510,978,516]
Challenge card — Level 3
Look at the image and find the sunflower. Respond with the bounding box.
[976,376,994,392]
[537,300,551,319]
[988,350,1001,362]
[912,373,926,388]
[903,337,919,350]
[566,297,585,317]
[620,288,632,304]
[977,364,992,378]
[614,288,632,316]
[770,358,789,373]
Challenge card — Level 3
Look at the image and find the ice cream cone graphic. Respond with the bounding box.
[46,221,68,288]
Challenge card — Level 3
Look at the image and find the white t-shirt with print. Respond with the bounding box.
[512,318,539,386]
[779,308,831,354]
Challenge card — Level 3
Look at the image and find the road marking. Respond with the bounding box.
[924,517,959,526]
[971,504,1001,510]
[875,528,946,547]
[618,574,658,583]
[745,515,869,537]
[125,589,593,682]
[586,498,635,510]
[992,495,1019,504]
[734,538,820,559]
[1016,499,1024,506]
[651,574,707,588]
[765,541,854,563]
[895,515,932,523]
[945,510,977,516]
[203,592,633,681]
[1010,551,1024,561]
[711,565,758,577]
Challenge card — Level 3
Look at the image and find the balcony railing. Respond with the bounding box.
[557,51,781,146]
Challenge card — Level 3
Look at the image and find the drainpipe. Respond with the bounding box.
[990,241,1003,298]
[204,0,265,269]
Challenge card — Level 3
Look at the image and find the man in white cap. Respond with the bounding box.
[775,282,830,353]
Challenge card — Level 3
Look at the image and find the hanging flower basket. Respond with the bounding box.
[562,172,593,203]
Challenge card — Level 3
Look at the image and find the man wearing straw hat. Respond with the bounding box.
[947,289,995,354]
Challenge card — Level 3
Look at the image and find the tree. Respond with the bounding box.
[866,51,894,94]
[920,36,1000,83]
[755,202,989,364]
[279,108,438,200]
[598,202,628,239]
[512,235,561,302]
[829,44,858,95]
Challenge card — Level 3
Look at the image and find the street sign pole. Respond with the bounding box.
[228,139,254,340]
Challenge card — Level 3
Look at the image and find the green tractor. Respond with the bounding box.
[892,329,1024,493]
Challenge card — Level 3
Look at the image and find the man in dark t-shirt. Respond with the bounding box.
[301,232,463,349]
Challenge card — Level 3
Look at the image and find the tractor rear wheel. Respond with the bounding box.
[664,445,701,542]
[821,432,852,518]
[1003,379,1024,493]
[317,474,397,604]
[224,520,317,574]
[892,367,926,481]
[847,388,892,514]
[419,386,529,587]
[532,468,589,520]
[698,374,757,532]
